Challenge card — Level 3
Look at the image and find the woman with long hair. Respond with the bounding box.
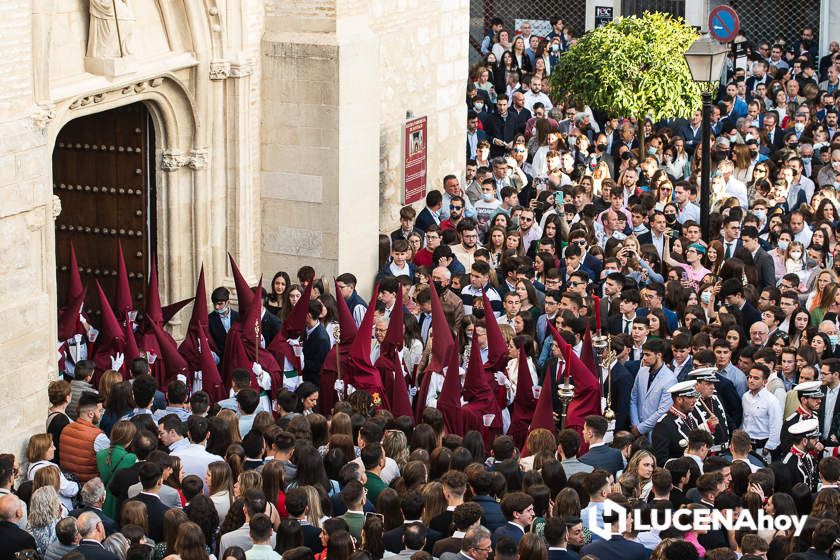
[326,530,355,560]
[217,409,242,444]
[100,380,135,437]
[702,240,724,275]
[282,284,304,320]
[626,449,657,500]
[485,226,507,269]
[266,271,291,318]
[518,533,548,560]
[361,514,386,560]
[290,443,339,496]
[206,460,235,522]
[27,486,62,555]
[122,500,150,539]
[515,279,542,322]
[174,521,210,560]
[97,420,137,519]
[511,36,532,73]
[155,508,189,560]
[26,433,78,511]
[261,459,288,521]
[421,481,447,526]
[808,270,839,324]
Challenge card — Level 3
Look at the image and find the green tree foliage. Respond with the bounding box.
[551,12,702,149]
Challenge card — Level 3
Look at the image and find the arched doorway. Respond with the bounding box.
[53,101,157,317]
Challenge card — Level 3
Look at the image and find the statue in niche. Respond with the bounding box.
[86,0,135,59]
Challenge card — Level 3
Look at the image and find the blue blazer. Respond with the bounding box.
[582,535,651,560]
[473,494,506,533]
[548,550,580,560]
[579,444,625,477]
[415,207,440,233]
[492,523,526,545]
[630,365,676,436]
[302,324,331,384]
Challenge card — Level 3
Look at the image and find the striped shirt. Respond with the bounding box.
[460,284,502,317]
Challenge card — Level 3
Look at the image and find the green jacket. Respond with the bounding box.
[97,445,136,519]
[364,471,388,505]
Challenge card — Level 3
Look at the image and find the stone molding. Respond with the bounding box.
[161,148,209,171]
[68,78,165,111]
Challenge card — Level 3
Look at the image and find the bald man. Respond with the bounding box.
[0,494,36,558]
[431,266,465,334]
[749,322,769,349]
[77,510,118,559]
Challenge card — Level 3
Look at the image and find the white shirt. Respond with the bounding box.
[170,439,224,482]
[741,387,783,450]
[523,90,553,113]
[825,384,839,439]
[723,177,749,207]
[352,455,401,485]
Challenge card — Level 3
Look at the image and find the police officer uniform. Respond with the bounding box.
[778,381,823,460]
[652,381,701,466]
[688,368,730,452]
[782,418,819,492]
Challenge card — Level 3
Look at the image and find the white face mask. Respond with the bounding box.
[790,251,803,260]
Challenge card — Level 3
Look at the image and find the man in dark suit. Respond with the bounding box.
[69,479,118,535]
[414,190,443,233]
[128,462,171,542]
[384,491,441,554]
[285,487,323,552]
[486,95,518,158]
[603,337,634,433]
[491,492,534,545]
[467,470,506,533]
[677,110,703,155]
[260,306,282,346]
[433,502,483,557]
[580,495,649,560]
[544,517,580,560]
[302,300,331,385]
[76,510,119,560]
[741,226,777,290]
[719,278,762,333]
[208,286,239,359]
[0,494,36,559]
[579,416,625,476]
[763,111,785,152]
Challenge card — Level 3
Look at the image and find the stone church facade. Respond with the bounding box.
[0,0,468,454]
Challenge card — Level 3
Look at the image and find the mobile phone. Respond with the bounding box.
[555,191,564,206]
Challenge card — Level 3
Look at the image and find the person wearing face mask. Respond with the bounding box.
[466,84,491,125]
[208,286,240,361]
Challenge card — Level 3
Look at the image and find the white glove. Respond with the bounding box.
[176,374,187,384]
[408,386,418,399]
[334,380,346,393]
[254,362,271,390]
[347,383,357,396]
[110,352,124,371]
[494,371,510,388]
[79,314,88,326]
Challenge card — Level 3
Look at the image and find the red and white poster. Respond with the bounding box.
[403,116,428,204]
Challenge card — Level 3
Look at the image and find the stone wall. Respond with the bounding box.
[0,2,54,456]
[373,0,470,231]
[260,0,469,295]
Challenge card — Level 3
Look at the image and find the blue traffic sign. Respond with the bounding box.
[708,6,740,43]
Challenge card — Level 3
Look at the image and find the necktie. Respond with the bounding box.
[624,319,631,335]
[725,242,733,259]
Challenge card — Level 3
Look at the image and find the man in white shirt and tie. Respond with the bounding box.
[741,363,783,462]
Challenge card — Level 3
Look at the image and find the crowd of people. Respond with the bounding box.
[21,12,840,560]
